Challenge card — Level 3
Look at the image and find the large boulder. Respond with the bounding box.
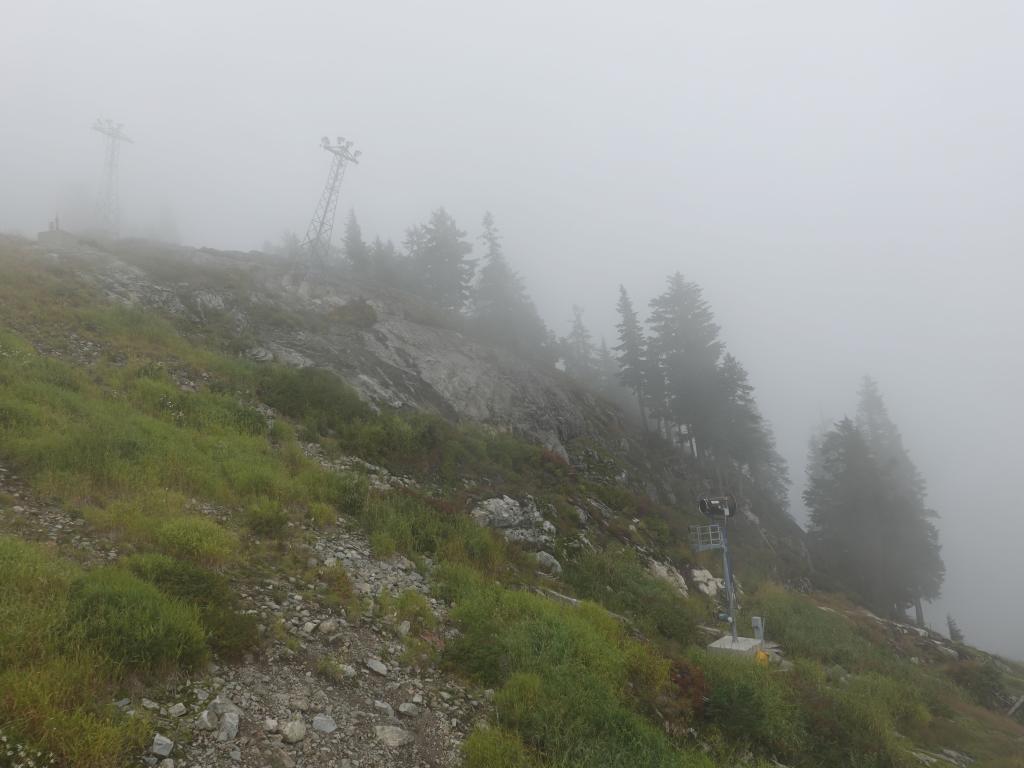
[471,495,555,548]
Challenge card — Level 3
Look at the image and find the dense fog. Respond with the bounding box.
[3,1,1022,658]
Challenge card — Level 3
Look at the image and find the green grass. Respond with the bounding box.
[442,565,713,768]
[564,545,704,646]
[0,537,150,767]
[357,492,518,575]
[741,583,892,671]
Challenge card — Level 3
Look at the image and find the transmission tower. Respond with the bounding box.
[304,135,360,269]
[92,118,133,236]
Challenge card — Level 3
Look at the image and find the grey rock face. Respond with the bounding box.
[535,551,562,575]
[471,495,555,547]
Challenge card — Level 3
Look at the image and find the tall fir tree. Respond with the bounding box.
[855,377,944,621]
[562,305,594,379]
[805,382,944,619]
[471,212,551,359]
[342,210,369,271]
[614,286,649,431]
[647,272,723,457]
[407,208,476,313]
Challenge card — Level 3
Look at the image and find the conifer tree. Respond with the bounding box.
[563,305,594,379]
[342,210,369,271]
[947,614,965,643]
[472,212,551,358]
[408,209,476,313]
[647,272,723,456]
[805,382,944,619]
[614,286,649,430]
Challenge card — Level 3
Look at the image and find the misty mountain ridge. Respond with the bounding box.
[0,232,1021,767]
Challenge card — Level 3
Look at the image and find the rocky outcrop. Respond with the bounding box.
[470,495,555,548]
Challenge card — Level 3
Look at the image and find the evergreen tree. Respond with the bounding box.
[595,337,620,399]
[471,212,551,359]
[562,305,594,379]
[947,614,965,643]
[368,236,401,284]
[408,209,476,313]
[614,286,649,430]
[342,210,369,271]
[647,272,723,456]
[804,418,889,611]
[805,383,945,618]
[855,378,944,612]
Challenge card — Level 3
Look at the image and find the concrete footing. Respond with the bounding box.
[708,635,763,657]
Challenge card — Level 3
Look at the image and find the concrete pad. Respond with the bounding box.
[708,635,763,657]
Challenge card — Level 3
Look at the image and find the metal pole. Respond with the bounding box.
[721,514,737,640]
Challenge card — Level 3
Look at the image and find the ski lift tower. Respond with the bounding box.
[691,495,765,657]
[92,118,133,237]
[303,135,360,272]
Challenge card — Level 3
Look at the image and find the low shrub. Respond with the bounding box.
[441,566,711,768]
[246,498,290,538]
[564,546,701,645]
[67,568,207,673]
[742,584,888,671]
[462,726,539,768]
[155,515,238,564]
[693,650,805,757]
[123,554,258,661]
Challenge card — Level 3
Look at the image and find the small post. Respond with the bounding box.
[721,514,737,640]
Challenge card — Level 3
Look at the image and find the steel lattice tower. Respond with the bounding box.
[92,118,133,236]
[304,136,360,269]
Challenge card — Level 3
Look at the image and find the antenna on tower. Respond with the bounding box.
[92,118,133,237]
[303,135,360,271]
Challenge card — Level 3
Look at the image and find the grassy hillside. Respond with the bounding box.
[0,238,1021,767]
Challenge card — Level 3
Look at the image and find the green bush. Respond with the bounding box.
[564,546,701,645]
[788,662,922,768]
[123,554,258,661]
[462,727,539,768]
[255,365,369,436]
[67,568,207,673]
[692,650,805,757]
[442,566,711,768]
[246,498,290,537]
[358,492,512,574]
[742,585,888,671]
[154,515,238,563]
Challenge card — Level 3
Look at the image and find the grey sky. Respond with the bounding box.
[3,1,1023,657]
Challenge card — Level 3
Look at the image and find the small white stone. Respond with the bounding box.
[366,658,388,676]
[264,717,279,732]
[398,702,420,717]
[168,703,187,718]
[374,700,394,718]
